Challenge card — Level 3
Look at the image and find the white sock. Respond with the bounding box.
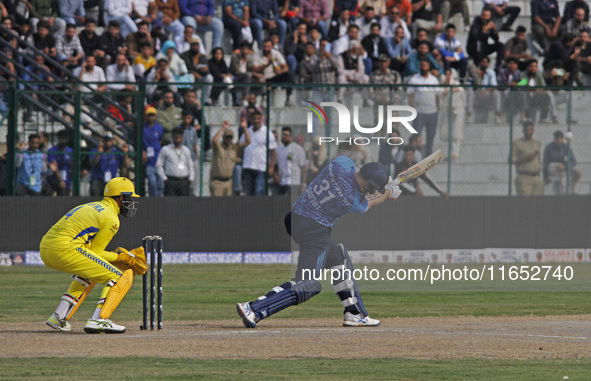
[54,300,73,320]
[91,307,102,320]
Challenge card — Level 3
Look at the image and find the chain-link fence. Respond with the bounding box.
[0,82,587,196]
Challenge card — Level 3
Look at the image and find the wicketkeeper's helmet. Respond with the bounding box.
[104,177,140,218]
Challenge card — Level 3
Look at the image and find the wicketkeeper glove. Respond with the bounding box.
[113,247,148,276]
[385,177,402,200]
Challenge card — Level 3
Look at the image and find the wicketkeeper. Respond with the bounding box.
[237,156,401,328]
[41,177,148,334]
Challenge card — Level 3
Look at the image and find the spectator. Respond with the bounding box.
[44,129,73,196]
[562,0,589,25]
[133,43,156,78]
[380,5,411,42]
[497,56,524,117]
[359,0,387,17]
[517,59,552,123]
[73,55,106,92]
[370,54,401,105]
[355,6,378,39]
[156,89,183,144]
[543,33,580,86]
[337,40,369,100]
[543,130,581,194]
[230,41,260,103]
[239,110,277,195]
[362,22,389,70]
[564,8,590,37]
[28,20,55,56]
[284,21,309,74]
[58,0,86,26]
[411,0,442,40]
[156,40,193,87]
[407,59,441,156]
[150,0,185,39]
[395,146,447,196]
[210,121,239,196]
[143,107,165,197]
[466,56,502,123]
[21,54,53,115]
[89,134,130,196]
[105,91,135,139]
[255,38,294,106]
[410,27,436,50]
[57,23,84,68]
[299,0,329,36]
[378,128,403,177]
[147,58,179,101]
[327,9,351,42]
[574,29,591,81]
[78,18,106,68]
[30,0,66,35]
[222,0,253,50]
[180,36,213,99]
[504,25,531,71]
[182,89,210,154]
[531,0,561,53]
[207,47,233,106]
[482,0,520,32]
[333,0,360,18]
[511,120,543,195]
[16,133,46,196]
[404,40,443,77]
[309,38,340,85]
[239,93,266,122]
[387,0,413,22]
[275,126,307,195]
[100,21,125,65]
[279,0,301,33]
[179,0,224,49]
[179,109,199,163]
[388,25,412,72]
[103,0,138,39]
[156,127,194,196]
[174,25,206,55]
[250,0,287,48]
[151,18,169,52]
[106,52,136,91]
[440,0,468,31]
[438,68,464,161]
[332,23,361,56]
[126,21,153,60]
[467,8,504,69]
[434,23,467,81]
[131,0,153,24]
[2,1,25,26]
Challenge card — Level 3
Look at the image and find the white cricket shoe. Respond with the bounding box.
[46,313,72,332]
[343,312,381,327]
[236,302,259,328]
[84,318,126,334]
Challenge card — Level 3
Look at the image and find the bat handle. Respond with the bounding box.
[393,178,401,186]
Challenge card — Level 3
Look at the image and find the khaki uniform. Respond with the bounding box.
[210,140,237,196]
[512,137,543,195]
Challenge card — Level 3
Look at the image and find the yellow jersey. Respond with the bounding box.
[40,197,121,262]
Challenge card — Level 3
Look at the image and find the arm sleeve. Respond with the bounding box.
[349,193,369,213]
[89,215,120,261]
[156,147,167,180]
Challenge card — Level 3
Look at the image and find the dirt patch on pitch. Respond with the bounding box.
[1,315,590,360]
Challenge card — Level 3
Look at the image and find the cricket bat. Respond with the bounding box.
[394,149,442,185]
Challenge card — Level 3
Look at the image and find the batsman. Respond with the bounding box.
[40,177,148,334]
[237,156,401,328]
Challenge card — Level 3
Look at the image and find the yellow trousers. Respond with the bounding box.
[41,245,123,304]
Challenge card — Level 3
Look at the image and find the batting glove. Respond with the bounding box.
[385,184,401,200]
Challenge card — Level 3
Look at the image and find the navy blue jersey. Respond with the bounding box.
[293,156,369,227]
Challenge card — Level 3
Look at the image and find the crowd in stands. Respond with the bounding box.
[0,0,588,196]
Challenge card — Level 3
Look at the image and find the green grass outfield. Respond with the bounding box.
[1,264,590,380]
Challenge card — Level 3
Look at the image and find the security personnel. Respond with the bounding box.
[41,177,147,334]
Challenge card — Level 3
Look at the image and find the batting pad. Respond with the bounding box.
[100,269,133,319]
[66,282,96,320]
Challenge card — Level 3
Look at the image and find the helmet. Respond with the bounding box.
[104,177,140,218]
[359,162,388,194]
